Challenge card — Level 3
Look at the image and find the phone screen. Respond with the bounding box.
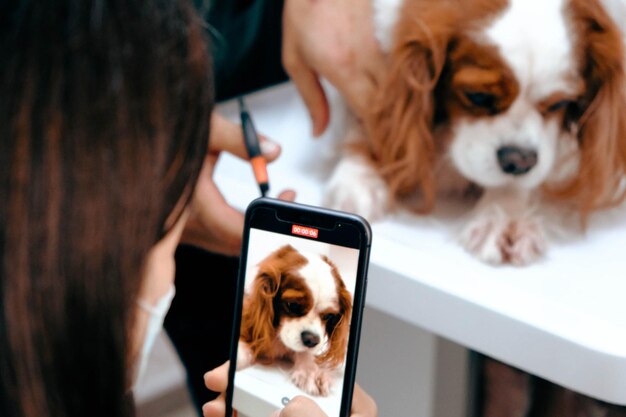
[228,200,370,417]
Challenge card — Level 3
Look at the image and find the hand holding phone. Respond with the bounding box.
[202,364,377,417]
[271,384,377,417]
[180,113,284,255]
[225,198,372,417]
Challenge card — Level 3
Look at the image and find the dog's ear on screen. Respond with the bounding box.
[240,245,305,361]
[366,4,458,213]
[240,264,281,361]
[318,258,353,368]
[318,280,352,368]
[550,0,626,216]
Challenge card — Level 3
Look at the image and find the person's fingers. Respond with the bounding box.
[292,65,330,137]
[335,75,376,123]
[270,386,376,417]
[201,362,229,417]
[277,189,297,202]
[181,156,244,255]
[274,396,327,417]
[184,203,243,256]
[351,55,387,120]
[282,45,330,136]
[281,6,329,136]
[196,162,244,249]
[209,113,282,162]
[325,56,385,123]
[181,151,296,254]
[208,113,247,157]
[203,361,230,392]
[202,394,226,417]
[351,384,378,417]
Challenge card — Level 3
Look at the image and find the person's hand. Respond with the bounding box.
[271,386,377,417]
[202,362,377,417]
[181,113,295,255]
[282,0,385,136]
[202,361,229,417]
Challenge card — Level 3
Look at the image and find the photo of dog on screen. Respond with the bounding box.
[236,244,353,397]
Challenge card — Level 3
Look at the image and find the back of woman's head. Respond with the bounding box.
[0,1,212,416]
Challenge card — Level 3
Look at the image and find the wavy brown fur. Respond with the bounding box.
[546,0,626,217]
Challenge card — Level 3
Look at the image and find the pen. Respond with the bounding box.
[238,97,269,197]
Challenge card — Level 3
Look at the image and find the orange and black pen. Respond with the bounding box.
[238,97,269,197]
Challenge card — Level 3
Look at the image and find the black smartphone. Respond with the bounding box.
[226,198,372,417]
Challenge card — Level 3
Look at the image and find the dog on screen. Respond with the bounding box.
[237,245,352,396]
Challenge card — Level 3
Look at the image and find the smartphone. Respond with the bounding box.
[226,198,372,417]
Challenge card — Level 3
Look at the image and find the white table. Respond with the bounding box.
[214,83,626,408]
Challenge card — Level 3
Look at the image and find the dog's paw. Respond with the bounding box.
[460,208,546,265]
[503,218,546,266]
[460,207,509,264]
[290,367,333,396]
[324,156,388,221]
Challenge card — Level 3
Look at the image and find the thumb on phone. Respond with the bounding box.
[270,396,327,417]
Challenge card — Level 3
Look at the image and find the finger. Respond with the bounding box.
[203,361,230,392]
[277,396,327,417]
[209,113,282,162]
[277,189,296,202]
[196,168,245,251]
[283,53,330,137]
[181,157,244,255]
[331,72,378,123]
[346,50,387,121]
[351,384,378,417]
[202,394,226,417]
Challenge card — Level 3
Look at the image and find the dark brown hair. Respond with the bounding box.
[0,1,212,416]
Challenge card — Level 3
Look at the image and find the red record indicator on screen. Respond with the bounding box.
[291,224,319,239]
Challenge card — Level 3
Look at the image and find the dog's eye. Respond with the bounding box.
[323,313,339,325]
[464,91,496,109]
[285,302,304,316]
[546,99,573,113]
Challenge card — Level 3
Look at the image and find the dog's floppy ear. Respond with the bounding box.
[322,282,353,368]
[318,257,353,368]
[240,245,305,362]
[549,0,626,215]
[366,4,458,213]
[240,252,285,362]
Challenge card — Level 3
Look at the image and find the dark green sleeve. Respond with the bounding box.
[196,0,288,102]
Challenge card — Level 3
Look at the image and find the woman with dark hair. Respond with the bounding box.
[0,1,213,416]
[0,0,377,416]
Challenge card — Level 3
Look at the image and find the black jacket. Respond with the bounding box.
[198,0,288,101]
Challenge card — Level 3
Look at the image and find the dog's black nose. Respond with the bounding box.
[301,331,320,348]
[497,146,538,175]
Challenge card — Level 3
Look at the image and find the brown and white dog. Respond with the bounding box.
[326,0,626,265]
[237,245,352,396]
